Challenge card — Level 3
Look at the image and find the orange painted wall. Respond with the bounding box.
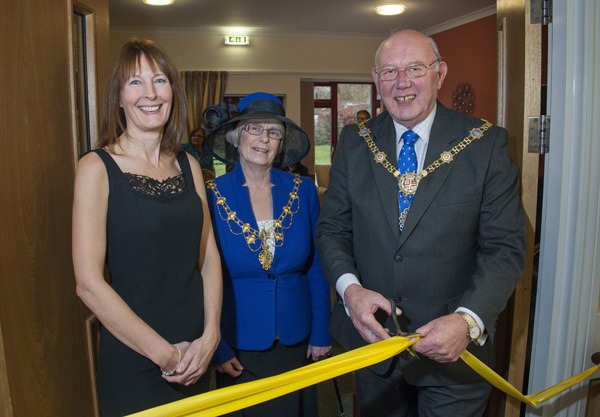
[432,14,497,124]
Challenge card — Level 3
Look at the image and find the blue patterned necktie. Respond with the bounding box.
[397,130,419,231]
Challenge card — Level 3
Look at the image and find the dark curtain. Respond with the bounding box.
[181,71,228,134]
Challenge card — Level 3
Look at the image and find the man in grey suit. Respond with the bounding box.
[316,30,526,417]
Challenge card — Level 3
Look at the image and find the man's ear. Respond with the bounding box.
[371,67,382,95]
[436,61,448,89]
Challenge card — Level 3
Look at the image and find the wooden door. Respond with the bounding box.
[0,0,109,415]
[495,1,543,417]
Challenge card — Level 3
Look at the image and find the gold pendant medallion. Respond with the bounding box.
[399,172,419,196]
[259,247,273,271]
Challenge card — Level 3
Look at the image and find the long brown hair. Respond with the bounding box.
[98,38,187,154]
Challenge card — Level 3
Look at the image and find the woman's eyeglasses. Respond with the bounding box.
[243,124,284,140]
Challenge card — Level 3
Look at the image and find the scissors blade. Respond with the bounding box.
[389,298,421,338]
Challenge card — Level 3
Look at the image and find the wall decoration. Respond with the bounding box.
[452,82,475,115]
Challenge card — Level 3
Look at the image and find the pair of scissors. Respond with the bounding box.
[389,298,421,338]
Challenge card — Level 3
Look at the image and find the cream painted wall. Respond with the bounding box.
[110,31,382,72]
[110,31,382,123]
[225,74,303,122]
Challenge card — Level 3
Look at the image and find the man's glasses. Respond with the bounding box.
[376,60,439,81]
[243,124,284,140]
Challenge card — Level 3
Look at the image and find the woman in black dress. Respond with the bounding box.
[72,39,222,416]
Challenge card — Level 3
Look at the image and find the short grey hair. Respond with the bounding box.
[374,30,442,71]
[225,124,245,147]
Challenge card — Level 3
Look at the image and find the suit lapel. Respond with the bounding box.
[399,105,460,245]
[367,115,402,239]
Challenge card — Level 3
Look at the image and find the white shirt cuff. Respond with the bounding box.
[336,273,361,316]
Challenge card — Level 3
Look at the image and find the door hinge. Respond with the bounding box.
[531,0,552,25]
[528,115,550,154]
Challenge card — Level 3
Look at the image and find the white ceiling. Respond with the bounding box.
[109,0,497,38]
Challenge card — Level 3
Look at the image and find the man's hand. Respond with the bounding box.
[307,345,332,361]
[215,356,244,378]
[413,313,470,362]
[344,284,397,343]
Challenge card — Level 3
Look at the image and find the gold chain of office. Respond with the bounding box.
[205,175,302,271]
[357,120,492,198]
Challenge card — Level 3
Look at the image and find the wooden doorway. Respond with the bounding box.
[495,1,544,416]
[0,0,109,415]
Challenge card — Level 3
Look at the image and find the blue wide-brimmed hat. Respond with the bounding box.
[203,92,310,167]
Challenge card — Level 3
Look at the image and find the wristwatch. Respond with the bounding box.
[457,312,481,342]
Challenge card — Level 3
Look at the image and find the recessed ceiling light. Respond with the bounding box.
[142,0,175,6]
[374,4,407,16]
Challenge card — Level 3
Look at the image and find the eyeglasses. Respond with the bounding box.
[376,60,440,81]
[243,124,284,140]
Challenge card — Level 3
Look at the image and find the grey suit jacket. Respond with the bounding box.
[316,103,526,386]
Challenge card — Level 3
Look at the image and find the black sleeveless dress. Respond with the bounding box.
[93,150,208,416]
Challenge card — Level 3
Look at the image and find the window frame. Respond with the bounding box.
[313,81,378,161]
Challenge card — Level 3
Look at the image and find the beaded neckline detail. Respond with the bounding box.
[124,173,188,204]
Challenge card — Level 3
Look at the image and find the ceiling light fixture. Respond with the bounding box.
[142,0,175,6]
[374,4,407,16]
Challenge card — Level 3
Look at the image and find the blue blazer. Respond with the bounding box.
[207,164,332,365]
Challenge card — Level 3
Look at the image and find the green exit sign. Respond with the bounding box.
[225,36,250,45]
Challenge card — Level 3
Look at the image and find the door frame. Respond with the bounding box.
[525,0,600,416]
[496,1,542,414]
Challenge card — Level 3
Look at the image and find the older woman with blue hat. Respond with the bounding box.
[204,92,332,416]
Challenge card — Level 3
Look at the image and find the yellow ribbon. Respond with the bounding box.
[460,349,600,406]
[129,336,600,416]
